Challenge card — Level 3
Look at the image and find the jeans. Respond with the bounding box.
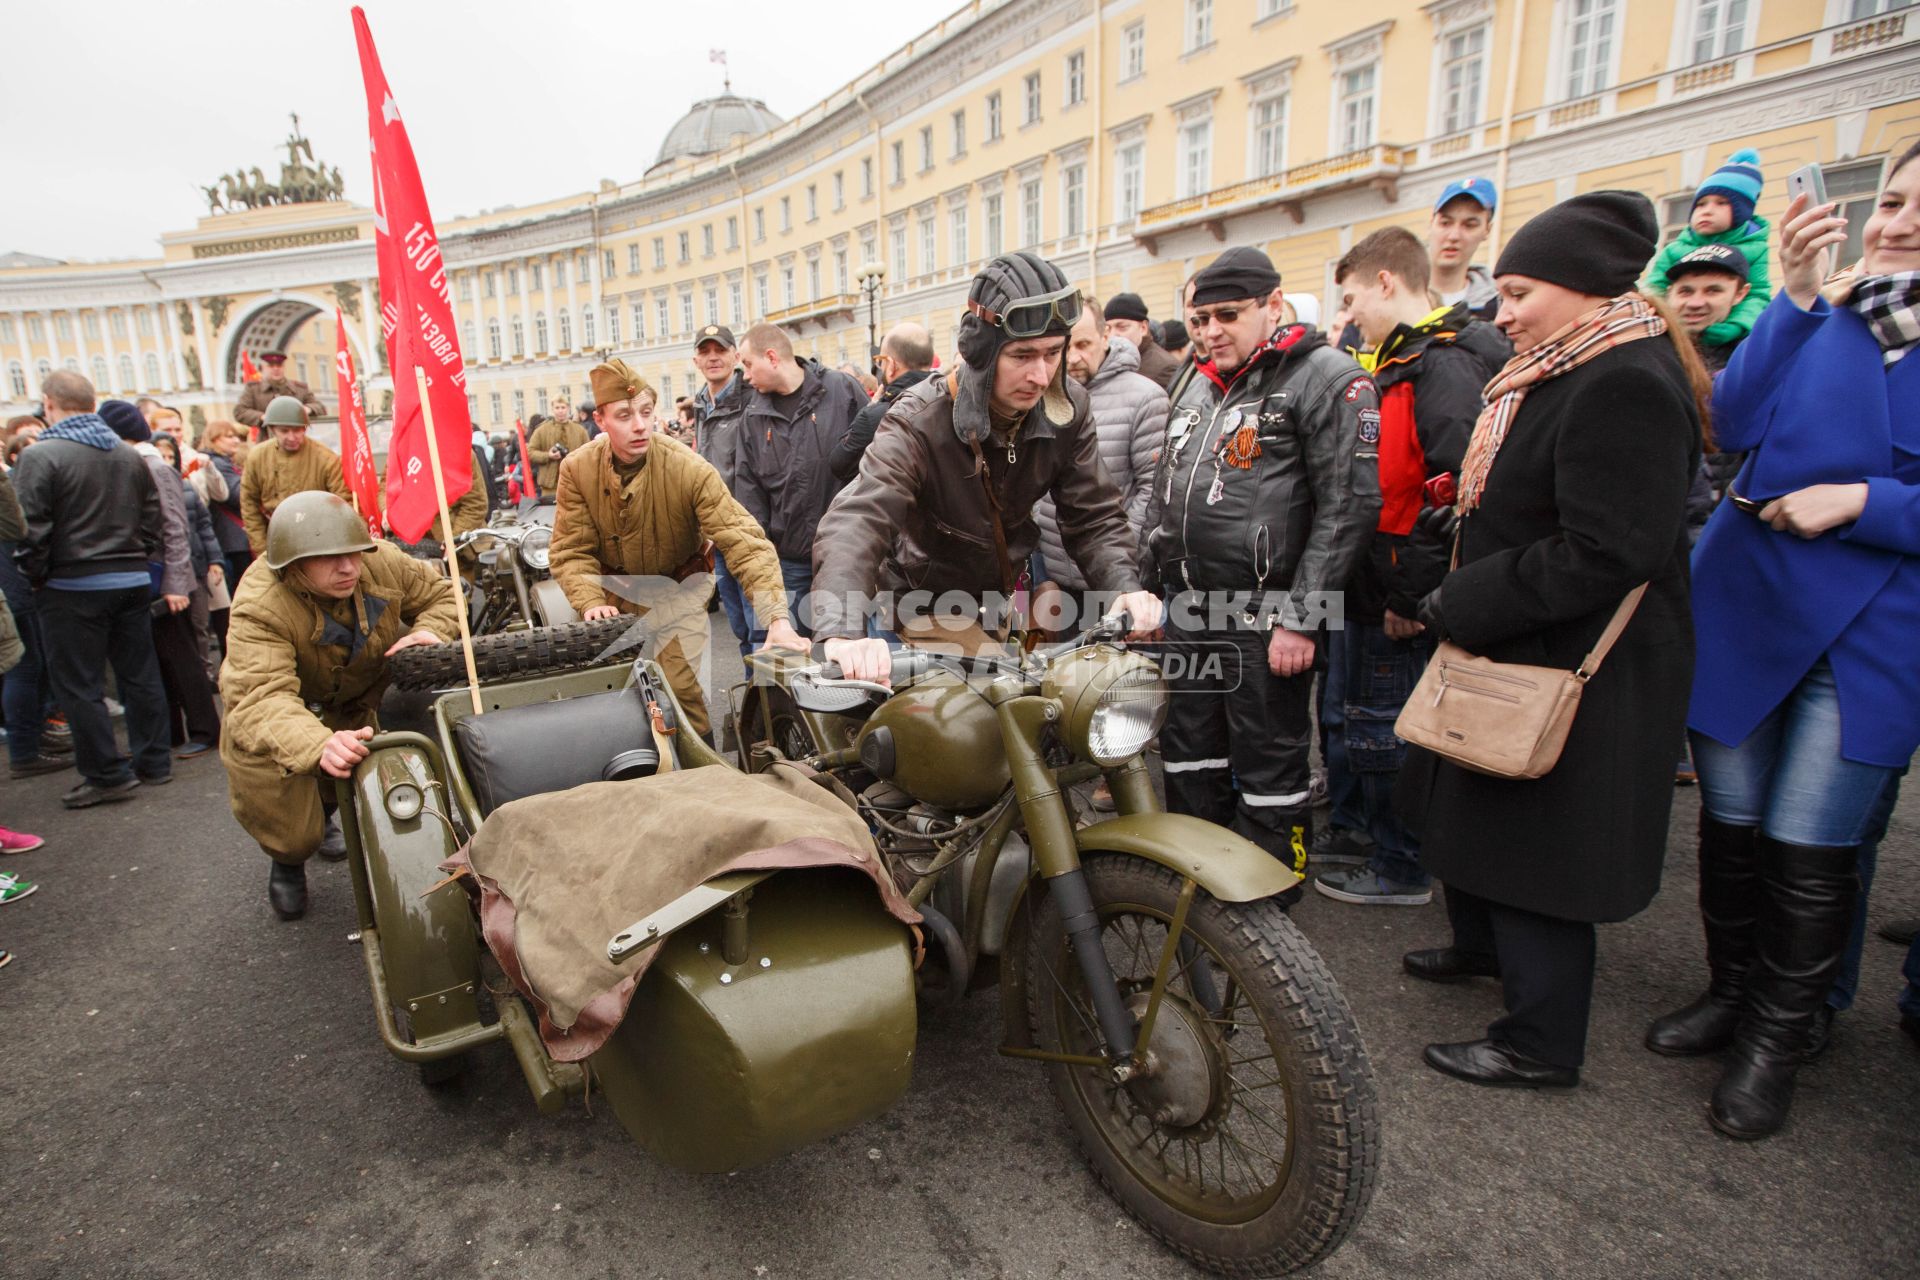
[713,553,752,657]
[37,585,171,786]
[1691,660,1902,846]
[744,557,813,646]
[1828,768,1906,1011]
[1322,622,1432,885]
[2,606,47,763]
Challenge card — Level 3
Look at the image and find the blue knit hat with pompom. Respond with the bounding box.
[1694,149,1764,229]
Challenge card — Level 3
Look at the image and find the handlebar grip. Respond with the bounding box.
[817,661,844,680]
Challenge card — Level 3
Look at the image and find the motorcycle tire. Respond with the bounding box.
[1024,854,1378,1277]
[387,617,637,692]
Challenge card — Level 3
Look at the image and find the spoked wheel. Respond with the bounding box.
[1025,855,1378,1276]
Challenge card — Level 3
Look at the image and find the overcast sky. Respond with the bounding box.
[1,0,962,262]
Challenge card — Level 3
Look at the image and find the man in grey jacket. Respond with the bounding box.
[1032,297,1166,626]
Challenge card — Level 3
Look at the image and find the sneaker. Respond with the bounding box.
[0,948,11,968]
[136,772,172,786]
[0,828,45,854]
[9,754,72,779]
[1675,761,1697,786]
[1307,767,1329,806]
[173,741,216,761]
[1310,826,1374,868]
[1314,866,1433,906]
[0,872,39,904]
[62,777,140,809]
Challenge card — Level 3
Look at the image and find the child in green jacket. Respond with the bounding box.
[1643,149,1773,348]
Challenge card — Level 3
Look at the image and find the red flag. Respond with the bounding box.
[334,309,382,528]
[352,6,472,542]
[240,350,260,383]
[512,416,538,499]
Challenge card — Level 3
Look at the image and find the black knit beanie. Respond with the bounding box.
[98,399,151,442]
[1494,190,1660,298]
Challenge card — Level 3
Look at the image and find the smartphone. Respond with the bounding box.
[1786,162,1827,208]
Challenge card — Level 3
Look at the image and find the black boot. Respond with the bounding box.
[268,860,308,920]
[1647,816,1760,1056]
[316,812,347,862]
[1709,837,1858,1140]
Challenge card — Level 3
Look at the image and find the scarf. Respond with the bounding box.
[1457,294,1666,512]
[39,413,122,451]
[1848,270,1920,366]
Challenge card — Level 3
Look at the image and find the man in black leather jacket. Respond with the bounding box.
[12,371,173,809]
[828,321,935,485]
[1144,247,1382,876]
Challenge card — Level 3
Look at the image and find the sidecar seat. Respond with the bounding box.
[453,686,661,817]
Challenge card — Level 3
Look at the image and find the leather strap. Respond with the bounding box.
[969,439,1019,599]
[1574,584,1648,680]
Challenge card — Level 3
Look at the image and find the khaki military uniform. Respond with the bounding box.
[525,419,589,495]
[220,542,460,863]
[430,479,490,579]
[550,433,786,738]
[235,377,327,430]
[240,440,351,555]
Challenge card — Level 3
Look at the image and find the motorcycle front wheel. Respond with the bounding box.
[1024,854,1378,1276]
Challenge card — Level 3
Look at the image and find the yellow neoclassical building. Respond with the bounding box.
[3,0,1917,441]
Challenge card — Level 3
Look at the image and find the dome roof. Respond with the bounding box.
[651,95,783,171]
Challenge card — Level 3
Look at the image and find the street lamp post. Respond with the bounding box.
[857,263,886,379]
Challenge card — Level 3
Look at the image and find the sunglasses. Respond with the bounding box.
[967,283,1081,338]
[1187,302,1257,330]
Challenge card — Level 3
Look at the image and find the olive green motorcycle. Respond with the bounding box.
[352,614,1377,1277]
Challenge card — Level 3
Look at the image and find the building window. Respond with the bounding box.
[1065,52,1086,106]
[807,259,821,301]
[657,296,671,337]
[602,250,616,278]
[727,216,740,249]
[534,313,549,354]
[950,206,969,265]
[1122,22,1146,79]
[1337,65,1377,152]
[780,196,792,231]
[576,251,590,280]
[705,286,719,323]
[1848,0,1914,14]
[54,314,73,341]
[554,259,566,288]
[558,309,572,349]
[116,354,135,391]
[507,268,520,294]
[530,262,544,292]
[833,172,845,210]
[90,355,108,388]
[1021,178,1043,247]
[861,229,878,265]
[729,280,744,322]
[82,312,101,341]
[919,214,937,276]
[487,317,502,360]
[703,224,716,256]
[781,266,796,306]
[891,140,906,185]
[510,316,524,357]
[1440,26,1489,134]
[677,231,691,262]
[680,291,695,332]
[513,390,525,421]
[297,356,310,384]
[1116,142,1146,221]
[536,388,549,415]
[891,225,909,281]
[489,392,502,424]
[632,301,647,342]
[7,361,22,398]
[807,185,819,221]
[952,110,967,157]
[1023,73,1043,125]
[1186,0,1214,52]
[468,394,480,423]
[456,275,473,303]
[1062,163,1087,235]
[1564,0,1619,99]
[1179,116,1213,197]
[582,306,596,346]
[861,157,875,196]
[1258,0,1293,16]
[986,92,1003,141]
[754,208,766,241]
[756,273,770,317]
[1690,0,1749,61]
[484,271,497,298]
[919,127,934,172]
[1251,92,1288,178]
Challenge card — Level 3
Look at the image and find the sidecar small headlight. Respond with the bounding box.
[1044,649,1168,767]
[384,781,424,822]
[519,525,552,571]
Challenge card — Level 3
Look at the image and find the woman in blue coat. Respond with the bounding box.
[1649,141,1920,1140]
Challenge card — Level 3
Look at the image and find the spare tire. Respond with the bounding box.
[387,617,637,691]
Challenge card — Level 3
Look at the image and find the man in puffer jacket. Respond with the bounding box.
[1032,300,1167,614]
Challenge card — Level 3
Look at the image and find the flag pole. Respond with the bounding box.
[414,366,484,715]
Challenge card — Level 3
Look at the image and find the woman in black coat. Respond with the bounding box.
[1396,191,1708,1087]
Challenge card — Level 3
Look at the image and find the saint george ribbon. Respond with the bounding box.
[334,307,383,527]
[351,6,472,542]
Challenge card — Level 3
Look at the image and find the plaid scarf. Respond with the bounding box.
[39,413,123,451]
[1458,294,1666,512]
[1848,271,1920,366]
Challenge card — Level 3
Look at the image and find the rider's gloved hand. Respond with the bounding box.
[822,637,892,686]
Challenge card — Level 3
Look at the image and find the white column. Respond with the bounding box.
[45,312,65,368]
[493,262,513,364]
[123,307,148,391]
[516,258,533,367]
[99,308,124,394]
[588,237,604,349]
[190,299,214,395]
[566,250,584,357]
[13,312,34,393]
[73,309,95,385]
[160,301,187,392]
[465,271,486,364]
[358,278,380,374]
[540,254,556,363]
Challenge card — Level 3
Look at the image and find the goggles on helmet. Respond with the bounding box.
[967,283,1081,339]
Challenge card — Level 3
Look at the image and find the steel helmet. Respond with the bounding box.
[263,395,310,429]
[265,491,376,571]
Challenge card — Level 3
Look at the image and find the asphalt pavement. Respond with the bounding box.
[3,623,1917,1279]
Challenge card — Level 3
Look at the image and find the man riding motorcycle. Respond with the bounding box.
[814,251,1160,680]
[220,492,460,920]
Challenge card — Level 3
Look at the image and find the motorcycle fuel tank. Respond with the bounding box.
[858,672,1009,812]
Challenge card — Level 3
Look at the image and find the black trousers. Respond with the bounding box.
[1160,622,1315,871]
[1445,883,1597,1069]
[151,608,221,747]
[37,585,172,786]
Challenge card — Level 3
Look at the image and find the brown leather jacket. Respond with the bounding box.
[811,373,1144,641]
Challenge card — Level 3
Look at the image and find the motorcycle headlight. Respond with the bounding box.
[1042,648,1168,767]
[519,525,552,571]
